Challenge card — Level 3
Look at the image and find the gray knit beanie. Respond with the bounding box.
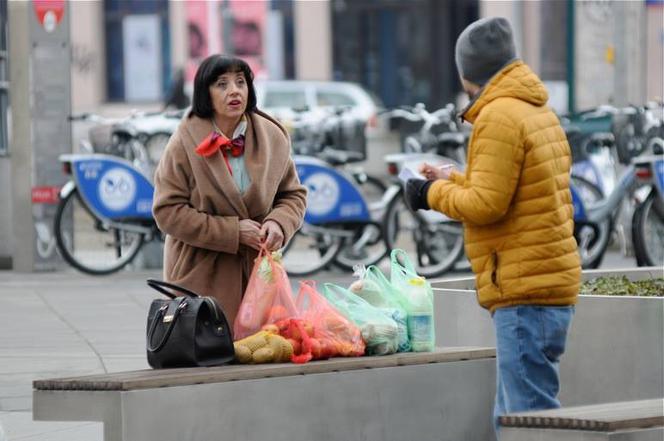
[455,17,517,86]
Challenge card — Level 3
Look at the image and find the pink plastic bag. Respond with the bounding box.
[233,247,299,340]
[294,281,365,360]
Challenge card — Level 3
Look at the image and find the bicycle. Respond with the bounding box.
[54,153,160,275]
[69,110,183,178]
[281,154,400,276]
[631,136,664,267]
[283,107,389,273]
[386,103,467,164]
[571,162,638,269]
[380,153,466,278]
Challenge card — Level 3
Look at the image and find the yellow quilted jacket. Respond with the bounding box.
[427,61,581,312]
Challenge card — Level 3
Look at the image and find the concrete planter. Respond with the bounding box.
[432,267,664,406]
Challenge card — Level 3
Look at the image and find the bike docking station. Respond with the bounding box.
[62,154,154,222]
[8,1,72,271]
[55,153,160,274]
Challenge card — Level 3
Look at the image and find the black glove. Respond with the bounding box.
[405,179,433,211]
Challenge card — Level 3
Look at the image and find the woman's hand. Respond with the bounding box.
[419,163,457,180]
[260,220,284,252]
[239,219,264,251]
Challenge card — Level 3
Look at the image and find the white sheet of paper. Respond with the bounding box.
[398,166,423,184]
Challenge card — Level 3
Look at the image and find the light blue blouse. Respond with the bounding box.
[212,117,251,193]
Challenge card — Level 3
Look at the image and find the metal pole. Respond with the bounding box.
[566,0,576,114]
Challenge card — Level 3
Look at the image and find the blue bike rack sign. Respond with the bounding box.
[295,156,370,224]
[69,155,154,221]
[570,184,586,221]
[655,159,664,196]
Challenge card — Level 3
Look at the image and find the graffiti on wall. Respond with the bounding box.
[71,44,97,75]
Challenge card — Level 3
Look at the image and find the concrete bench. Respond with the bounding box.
[499,399,664,441]
[33,347,497,441]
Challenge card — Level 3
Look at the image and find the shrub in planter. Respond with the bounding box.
[580,276,663,296]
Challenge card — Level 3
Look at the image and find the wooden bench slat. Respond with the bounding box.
[34,346,495,392]
[499,399,664,431]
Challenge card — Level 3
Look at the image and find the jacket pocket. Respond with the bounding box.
[491,251,503,296]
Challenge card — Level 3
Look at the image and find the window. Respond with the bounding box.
[0,0,8,155]
[316,91,356,107]
[331,0,478,108]
[263,90,307,109]
[104,0,171,102]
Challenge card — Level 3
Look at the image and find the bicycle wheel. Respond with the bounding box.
[632,190,664,267]
[333,174,389,271]
[334,222,388,271]
[361,174,387,204]
[144,131,172,166]
[571,175,612,269]
[54,188,145,275]
[383,190,464,278]
[281,224,343,277]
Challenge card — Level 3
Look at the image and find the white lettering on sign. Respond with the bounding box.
[340,203,362,217]
[98,168,136,211]
[136,199,152,214]
[79,162,102,180]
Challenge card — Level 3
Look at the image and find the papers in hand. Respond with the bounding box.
[397,166,423,184]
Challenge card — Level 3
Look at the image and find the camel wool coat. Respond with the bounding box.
[152,110,307,327]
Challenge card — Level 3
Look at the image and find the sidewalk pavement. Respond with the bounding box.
[0,268,357,441]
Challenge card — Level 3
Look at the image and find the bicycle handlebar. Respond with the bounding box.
[384,105,456,124]
[319,147,364,165]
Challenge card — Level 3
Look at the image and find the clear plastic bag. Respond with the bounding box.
[233,246,299,340]
[390,249,435,352]
[322,283,399,356]
[349,265,411,352]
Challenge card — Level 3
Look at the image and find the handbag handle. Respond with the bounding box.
[146,298,187,353]
[147,279,200,300]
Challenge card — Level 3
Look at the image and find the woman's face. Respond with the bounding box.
[209,70,248,121]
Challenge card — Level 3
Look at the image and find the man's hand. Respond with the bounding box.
[419,163,457,180]
[405,179,433,211]
[260,220,284,252]
[239,219,264,251]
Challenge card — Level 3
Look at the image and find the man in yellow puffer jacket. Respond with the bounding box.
[405,17,581,438]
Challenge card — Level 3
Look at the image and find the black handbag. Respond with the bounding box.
[146,279,235,369]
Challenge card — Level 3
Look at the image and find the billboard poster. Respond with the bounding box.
[185,0,267,84]
[224,0,267,77]
[123,14,162,102]
[185,0,209,83]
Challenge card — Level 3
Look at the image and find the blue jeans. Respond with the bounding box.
[492,305,574,438]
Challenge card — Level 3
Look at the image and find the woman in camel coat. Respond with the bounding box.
[152,55,307,327]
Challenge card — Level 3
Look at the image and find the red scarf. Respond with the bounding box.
[195,132,245,175]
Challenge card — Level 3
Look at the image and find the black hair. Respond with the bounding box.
[190,55,257,118]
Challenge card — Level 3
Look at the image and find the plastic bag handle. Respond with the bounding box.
[322,283,369,308]
[295,280,317,310]
[366,265,391,286]
[390,249,418,276]
[257,244,282,280]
